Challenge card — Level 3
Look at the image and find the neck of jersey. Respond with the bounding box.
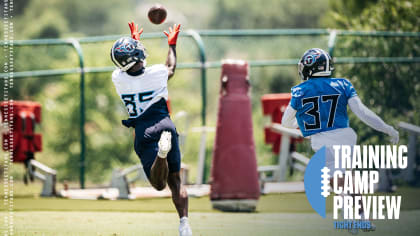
[126,67,145,76]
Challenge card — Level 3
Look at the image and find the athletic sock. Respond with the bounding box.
[157,150,168,158]
[180,216,188,224]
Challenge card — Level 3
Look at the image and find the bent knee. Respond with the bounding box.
[152,182,167,191]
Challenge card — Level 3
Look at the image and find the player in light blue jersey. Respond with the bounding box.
[290,77,357,137]
[282,48,398,157]
[282,48,399,233]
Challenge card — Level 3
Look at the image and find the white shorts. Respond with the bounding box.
[310,127,357,173]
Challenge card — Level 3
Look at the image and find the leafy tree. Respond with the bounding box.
[211,0,329,29]
[327,0,420,147]
[322,0,379,28]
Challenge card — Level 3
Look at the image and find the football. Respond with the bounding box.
[148,4,167,25]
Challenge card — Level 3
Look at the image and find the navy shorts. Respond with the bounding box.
[122,99,181,179]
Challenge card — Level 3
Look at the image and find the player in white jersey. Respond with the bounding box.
[281,48,399,233]
[110,22,192,236]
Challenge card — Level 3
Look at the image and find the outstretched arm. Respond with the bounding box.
[166,45,176,79]
[348,96,399,144]
[164,24,181,80]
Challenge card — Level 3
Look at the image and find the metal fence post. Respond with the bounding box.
[186,30,208,184]
[399,122,420,183]
[186,30,207,127]
[328,30,337,57]
[68,39,86,189]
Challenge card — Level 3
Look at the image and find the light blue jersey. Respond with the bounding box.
[290,77,357,137]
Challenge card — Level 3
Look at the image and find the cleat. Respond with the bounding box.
[179,218,192,236]
[158,131,172,158]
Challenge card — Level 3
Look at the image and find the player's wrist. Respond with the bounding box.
[386,126,396,135]
[387,126,398,139]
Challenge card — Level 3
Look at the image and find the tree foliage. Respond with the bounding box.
[211,0,329,29]
[327,0,420,146]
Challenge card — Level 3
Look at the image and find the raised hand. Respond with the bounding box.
[164,24,181,45]
[128,21,143,40]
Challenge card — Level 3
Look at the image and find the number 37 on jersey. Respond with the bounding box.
[290,78,357,137]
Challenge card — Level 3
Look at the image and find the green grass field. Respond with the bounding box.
[5,210,420,236]
[2,184,420,235]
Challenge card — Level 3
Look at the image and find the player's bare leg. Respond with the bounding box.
[168,171,191,236]
[149,131,172,191]
[168,172,188,217]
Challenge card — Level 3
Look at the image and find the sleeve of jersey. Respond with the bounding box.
[344,79,357,99]
[290,87,300,110]
[348,96,394,135]
[111,69,120,82]
[111,70,123,93]
[281,104,299,129]
[156,64,169,80]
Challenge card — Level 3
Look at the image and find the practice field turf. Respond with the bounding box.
[4,211,420,236]
[2,187,420,235]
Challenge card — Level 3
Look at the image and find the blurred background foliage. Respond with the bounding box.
[0,0,418,185]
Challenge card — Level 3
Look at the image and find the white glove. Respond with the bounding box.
[387,127,399,144]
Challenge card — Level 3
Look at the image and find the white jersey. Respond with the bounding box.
[112,64,168,118]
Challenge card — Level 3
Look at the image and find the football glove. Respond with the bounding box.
[128,21,143,40]
[164,24,181,45]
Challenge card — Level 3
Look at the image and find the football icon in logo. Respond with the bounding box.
[304,146,329,218]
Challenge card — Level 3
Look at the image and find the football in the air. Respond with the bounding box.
[148,4,167,25]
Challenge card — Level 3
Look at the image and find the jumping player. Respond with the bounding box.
[110,22,192,236]
[281,48,399,233]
